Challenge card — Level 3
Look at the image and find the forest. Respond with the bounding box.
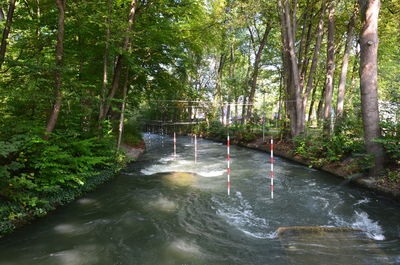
[0,0,399,235]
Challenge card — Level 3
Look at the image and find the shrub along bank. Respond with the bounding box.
[0,124,143,237]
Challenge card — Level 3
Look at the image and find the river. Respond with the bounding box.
[0,134,399,265]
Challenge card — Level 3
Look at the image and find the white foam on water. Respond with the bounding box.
[312,195,329,209]
[159,157,174,163]
[168,239,204,257]
[328,210,385,241]
[352,211,385,241]
[49,245,100,265]
[177,160,192,165]
[212,192,274,239]
[149,197,177,212]
[54,224,78,235]
[77,198,97,205]
[141,164,171,175]
[354,198,370,206]
[197,170,225,178]
[141,155,225,178]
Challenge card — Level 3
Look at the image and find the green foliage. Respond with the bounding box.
[386,169,400,183]
[293,119,365,167]
[376,121,400,162]
[0,130,120,236]
[123,119,143,147]
[204,122,258,143]
[207,121,228,140]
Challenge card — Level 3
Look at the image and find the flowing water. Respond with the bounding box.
[0,134,400,265]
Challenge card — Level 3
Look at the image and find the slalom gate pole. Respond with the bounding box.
[270,138,274,199]
[227,134,231,196]
[194,134,198,163]
[161,127,164,147]
[173,132,177,159]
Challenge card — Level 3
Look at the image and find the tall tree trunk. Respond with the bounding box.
[299,10,314,82]
[308,84,317,122]
[100,0,136,121]
[45,0,65,137]
[35,0,43,55]
[0,0,16,69]
[227,45,235,125]
[241,43,252,125]
[279,5,295,136]
[117,68,129,151]
[234,97,238,118]
[277,68,284,121]
[348,45,360,108]
[246,23,271,122]
[226,103,231,126]
[308,73,324,122]
[99,0,112,126]
[297,0,310,70]
[241,95,247,125]
[336,6,357,121]
[279,0,303,137]
[0,8,5,21]
[359,0,384,177]
[303,0,326,118]
[215,53,225,124]
[317,84,326,123]
[323,0,335,135]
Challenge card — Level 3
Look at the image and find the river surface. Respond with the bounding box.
[0,134,400,265]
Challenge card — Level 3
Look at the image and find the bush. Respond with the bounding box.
[293,126,364,167]
[0,130,118,235]
[376,121,400,162]
[207,121,227,140]
[123,120,143,146]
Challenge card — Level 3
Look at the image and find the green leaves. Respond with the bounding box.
[376,121,400,161]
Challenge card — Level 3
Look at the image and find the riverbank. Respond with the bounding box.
[0,144,145,238]
[246,138,400,199]
[201,133,400,201]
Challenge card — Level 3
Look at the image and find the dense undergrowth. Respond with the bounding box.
[0,121,143,237]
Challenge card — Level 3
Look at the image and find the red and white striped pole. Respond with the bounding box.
[194,134,198,163]
[270,138,274,199]
[173,132,177,159]
[227,134,231,196]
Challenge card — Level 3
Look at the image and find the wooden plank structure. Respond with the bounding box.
[277,226,389,265]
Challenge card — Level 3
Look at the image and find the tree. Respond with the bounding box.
[44,0,65,137]
[303,0,326,123]
[99,0,112,127]
[323,0,335,135]
[0,0,17,69]
[336,5,357,121]
[99,0,136,122]
[359,0,384,177]
[245,22,272,122]
[279,0,303,137]
[117,67,129,150]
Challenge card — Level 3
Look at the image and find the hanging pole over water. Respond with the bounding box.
[227,134,231,196]
[173,132,177,159]
[270,138,274,199]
